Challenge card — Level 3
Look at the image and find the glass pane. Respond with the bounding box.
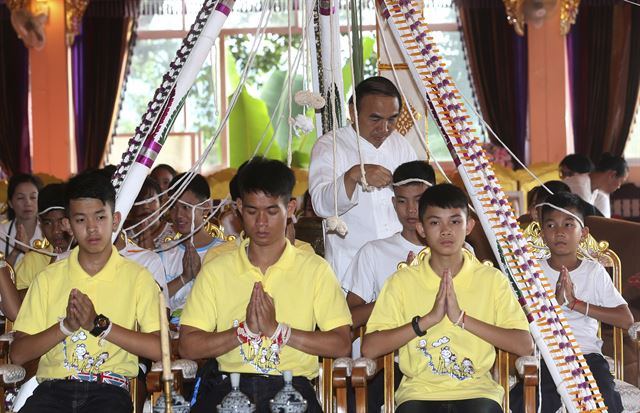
[624,103,640,160]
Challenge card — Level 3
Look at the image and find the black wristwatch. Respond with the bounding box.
[412,315,427,337]
[90,314,111,337]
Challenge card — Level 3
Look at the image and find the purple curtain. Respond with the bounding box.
[568,0,640,158]
[72,0,139,171]
[456,0,528,162]
[0,3,31,175]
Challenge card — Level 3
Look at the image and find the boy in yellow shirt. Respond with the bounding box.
[362,183,533,412]
[179,158,351,413]
[10,171,162,413]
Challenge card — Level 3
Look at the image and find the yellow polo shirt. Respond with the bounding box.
[203,237,315,265]
[181,238,351,378]
[367,252,529,407]
[14,246,161,379]
[15,245,55,290]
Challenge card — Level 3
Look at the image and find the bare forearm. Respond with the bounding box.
[0,269,21,321]
[350,303,375,329]
[10,325,67,365]
[106,325,161,361]
[178,327,239,360]
[167,276,185,297]
[572,302,633,330]
[6,249,21,267]
[464,315,533,356]
[362,315,438,359]
[287,325,351,358]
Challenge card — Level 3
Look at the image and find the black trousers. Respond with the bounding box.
[396,398,503,413]
[190,362,322,413]
[20,380,133,413]
[509,353,623,413]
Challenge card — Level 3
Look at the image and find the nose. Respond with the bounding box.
[256,211,268,226]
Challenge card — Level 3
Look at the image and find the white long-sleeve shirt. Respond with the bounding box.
[309,126,417,283]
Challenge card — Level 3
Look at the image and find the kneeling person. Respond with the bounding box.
[179,158,351,413]
[362,184,533,413]
[10,172,162,413]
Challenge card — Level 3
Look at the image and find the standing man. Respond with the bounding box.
[309,76,417,283]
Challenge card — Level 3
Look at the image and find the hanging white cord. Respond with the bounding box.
[374,8,452,184]
[125,1,275,239]
[0,231,56,257]
[344,0,370,190]
[286,0,294,166]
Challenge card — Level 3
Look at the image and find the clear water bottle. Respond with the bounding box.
[269,370,307,413]
[217,373,256,413]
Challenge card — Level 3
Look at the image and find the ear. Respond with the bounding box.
[465,216,476,236]
[236,198,244,215]
[348,102,355,125]
[416,221,426,239]
[391,196,397,210]
[580,225,589,241]
[112,211,122,233]
[287,198,297,218]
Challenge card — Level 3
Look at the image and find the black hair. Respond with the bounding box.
[418,183,468,220]
[393,161,436,186]
[540,192,585,223]
[169,173,210,201]
[229,160,250,201]
[7,173,42,220]
[348,76,402,111]
[98,165,117,181]
[237,157,295,201]
[65,171,116,214]
[135,177,161,203]
[559,154,594,174]
[595,153,628,177]
[533,180,571,205]
[527,186,540,210]
[151,164,177,178]
[38,183,67,215]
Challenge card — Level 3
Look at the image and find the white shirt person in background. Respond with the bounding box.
[309,77,417,283]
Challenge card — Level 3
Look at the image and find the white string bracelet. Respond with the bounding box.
[454,310,466,329]
[585,302,590,318]
[59,318,74,337]
[98,322,113,347]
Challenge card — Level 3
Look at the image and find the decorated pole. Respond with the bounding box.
[158,291,173,413]
[377,0,606,411]
[110,0,235,241]
[306,0,345,135]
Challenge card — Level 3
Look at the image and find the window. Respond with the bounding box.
[624,99,640,161]
[108,0,480,170]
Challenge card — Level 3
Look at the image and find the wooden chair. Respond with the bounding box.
[317,357,350,413]
[523,221,640,412]
[351,248,538,412]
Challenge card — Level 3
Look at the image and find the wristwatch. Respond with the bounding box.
[90,314,111,337]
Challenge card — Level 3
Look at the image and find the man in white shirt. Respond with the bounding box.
[562,153,628,218]
[309,77,418,283]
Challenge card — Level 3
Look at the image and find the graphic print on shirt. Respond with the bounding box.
[239,337,281,374]
[63,330,110,375]
[417,335,475,380]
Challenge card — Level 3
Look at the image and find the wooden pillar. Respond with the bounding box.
[29,0,75,179]
[527,2,573,164]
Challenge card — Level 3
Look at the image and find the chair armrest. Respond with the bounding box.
[628,322,640,341]
[151,359,198,380]
[515,356,538,378]
[333,357,354,377]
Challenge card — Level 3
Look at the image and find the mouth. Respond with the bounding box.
[406,218,418,224]
[439,239,454,247]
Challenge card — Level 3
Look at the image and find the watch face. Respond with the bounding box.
[96,317,109,328]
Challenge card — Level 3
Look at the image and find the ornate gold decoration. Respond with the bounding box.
[502,0,581,36]
[65,0,89,46]
[560,0,581,35]
[395,101,422,137]
[32,238,50,249]
[168,222,235,242]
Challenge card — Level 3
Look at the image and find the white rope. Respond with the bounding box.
[286,0,294,167]
[374,8,452,184]
[0,231,56,257]
[126,1,275,238]
[344,0,369,190]
[392,178,432,187]
[534,202,584,228]
[623,0,640,6]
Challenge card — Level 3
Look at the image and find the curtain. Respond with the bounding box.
[72,0,139,171]
[0,3,30,175]
[568,0,640,158]
[456,0,528,163]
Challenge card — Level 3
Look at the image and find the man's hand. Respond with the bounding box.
[245,283,260,334]
[14,223,29,253]
[560,266,577,307]
[64,290,81,332]
[444,269,462,323]
[70,289,98,331]
[424,273,447,325]
[344,164,393,199]
[255,284,278,337]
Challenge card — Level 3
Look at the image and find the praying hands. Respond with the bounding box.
[245,282,278,337]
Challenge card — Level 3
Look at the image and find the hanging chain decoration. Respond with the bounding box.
[379,0,605,411]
